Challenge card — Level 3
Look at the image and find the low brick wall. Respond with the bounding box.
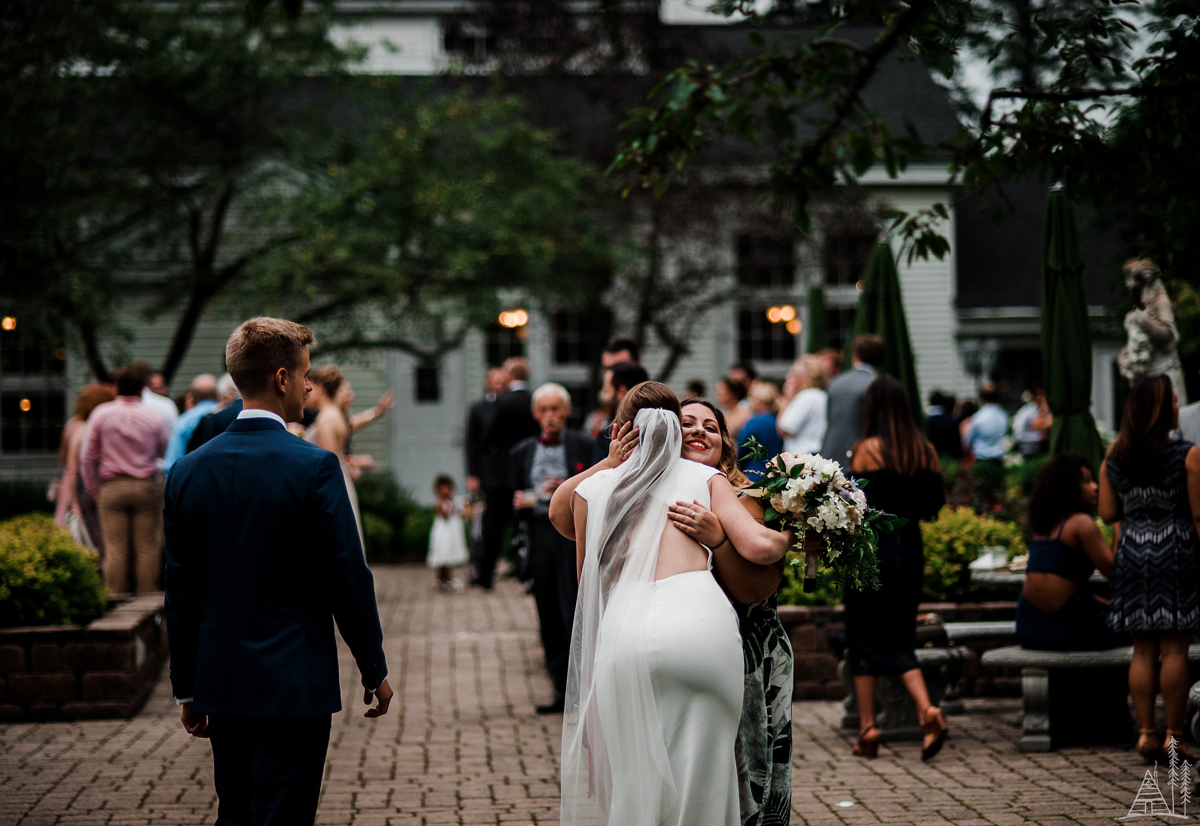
[778,601,1020,700]
[0,594,167,722]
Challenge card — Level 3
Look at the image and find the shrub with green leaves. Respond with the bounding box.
[920,506,1027,602]
[356,471,423,561]
[0,513,107,628]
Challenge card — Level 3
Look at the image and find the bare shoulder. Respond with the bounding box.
[1064,511,1100,538]
[850,438,883,472]
[1187,444,1200,470]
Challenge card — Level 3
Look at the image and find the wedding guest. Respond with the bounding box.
[1012,387,1053,457]
[716,376,750,436]
[668,398,795,826]
[966,383,1008,500]
[778,354,829,455]
[590,361,650,465]
[685,378,706,399]
[847,376,947,761]
[165,317,390,824]
[1017,453,1122,651]
[728,360,757,395]
[336,379,394,477]
[956,399,979,462]
[601,336,639,368]
[466,367,510,495]
[137,363,178,437]
[54,383,117,553]
[186,374,243,453]
[510,383,594,713]
[82,363,168,595]
[306,365,362,542]
[925,391,963,459]
[164,374,219,471]
[474,358,540,589]
[815,347,843,380]
[427,475,470,592]
[738,382,783,478]
[822,333,885,462]
[1100,374,1200,764]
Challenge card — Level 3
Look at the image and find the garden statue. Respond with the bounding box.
[1118,258,1187,404]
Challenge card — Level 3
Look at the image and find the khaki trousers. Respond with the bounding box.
[97,476,164,595]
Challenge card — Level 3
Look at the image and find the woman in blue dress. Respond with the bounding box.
[1016,453,1123,651]
[1099,374,1200,764]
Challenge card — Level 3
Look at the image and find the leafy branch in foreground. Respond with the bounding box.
[610,0,1198,267]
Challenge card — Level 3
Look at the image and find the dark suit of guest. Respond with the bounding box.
[165,414,387,825]
[466,394,499,491]
[511,428,595,696]
[185,398,243,454]
[474,384,539,588]
[820,366,876,462]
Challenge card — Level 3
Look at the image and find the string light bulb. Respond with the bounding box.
[498,309,529,329]
[1,317,15,331]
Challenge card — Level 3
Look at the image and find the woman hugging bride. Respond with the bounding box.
[549,381,795,826]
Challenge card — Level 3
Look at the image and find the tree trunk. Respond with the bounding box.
[77,319,111,382]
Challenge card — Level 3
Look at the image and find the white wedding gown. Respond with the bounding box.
[568,447,743,826]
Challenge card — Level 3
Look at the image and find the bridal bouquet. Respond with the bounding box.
[742,440,906,592]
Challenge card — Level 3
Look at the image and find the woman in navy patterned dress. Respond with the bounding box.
[1100,374,1200,763]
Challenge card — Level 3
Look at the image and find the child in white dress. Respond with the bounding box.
[427,475,470,592]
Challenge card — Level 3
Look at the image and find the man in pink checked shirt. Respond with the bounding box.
[82,362,168,595]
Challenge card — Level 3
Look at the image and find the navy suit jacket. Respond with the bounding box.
[164,416,387,717]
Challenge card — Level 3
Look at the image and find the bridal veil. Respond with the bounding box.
[560,407,682,826]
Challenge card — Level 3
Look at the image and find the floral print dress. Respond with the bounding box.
[734,594,794,826]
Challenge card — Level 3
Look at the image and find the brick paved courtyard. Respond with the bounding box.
[0,564,1176,825]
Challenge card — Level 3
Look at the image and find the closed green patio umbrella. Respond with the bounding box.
[1041,188,1105,471]
[846,242,923,422]
[806,284,830,352]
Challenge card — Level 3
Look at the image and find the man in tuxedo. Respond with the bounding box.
[165,317,391,825]
[821,333,885,462]
[591,361,649,465]
[511,383,594,713]
[465,367,511,496]
[473,358,540,588]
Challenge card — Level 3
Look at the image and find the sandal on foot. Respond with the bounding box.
[921,706,948,762]
[1137,729,1166,765]
[853,725,881,759]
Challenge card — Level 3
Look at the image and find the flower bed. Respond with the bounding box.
[0,594,167,722]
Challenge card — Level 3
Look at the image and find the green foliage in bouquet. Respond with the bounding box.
[742,437,906,592]
[0,514,107,628]
[920,506,1027,602]
[777,557,844,607]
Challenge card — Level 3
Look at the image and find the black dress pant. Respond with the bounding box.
[529,515,578,695]
[474,486,513,588]
[209,713,332,826]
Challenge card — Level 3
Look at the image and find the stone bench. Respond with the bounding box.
[981,644,1200,752]
[839,646,975,740]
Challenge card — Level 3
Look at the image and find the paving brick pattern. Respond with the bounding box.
[0,564,1172,824]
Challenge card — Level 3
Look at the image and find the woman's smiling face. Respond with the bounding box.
[680,402,723,468]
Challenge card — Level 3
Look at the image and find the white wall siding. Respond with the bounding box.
[884,189,975,402]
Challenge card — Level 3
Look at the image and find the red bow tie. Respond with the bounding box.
[539,433,562,446]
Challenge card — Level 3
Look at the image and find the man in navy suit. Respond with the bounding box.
[165,317,392,825]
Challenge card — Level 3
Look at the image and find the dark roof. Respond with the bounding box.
[955,182,1126,310]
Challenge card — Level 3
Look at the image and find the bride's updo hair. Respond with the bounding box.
[613,381,680,428]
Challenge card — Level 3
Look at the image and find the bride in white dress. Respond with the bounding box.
[555,382,794,826]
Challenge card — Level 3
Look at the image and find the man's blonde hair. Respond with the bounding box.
[225,317,315,397]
